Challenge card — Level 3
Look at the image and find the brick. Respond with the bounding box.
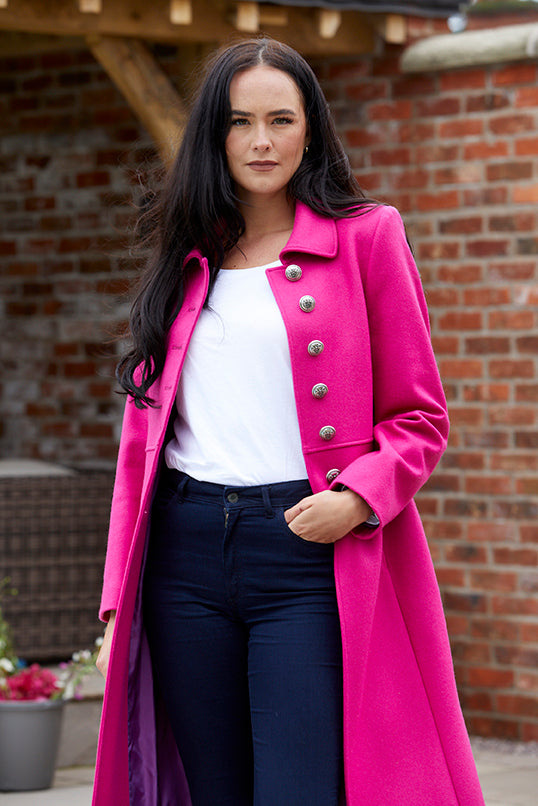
[489,213,535,232]
[436,567,466,587]
[489,114,535,135]
[440,359,483,379]
[447,408,484,427]
[465,337,510,355]
[439,216,483,235]
[465,476,512,496]
[444,543,487,564]
[471,570,517,593]
[497,695,538,719]
[471,619,519,642]
[435,165,482,185]
[415,144,459,163]
[441,451,484,470]
[439,311,483,331]
[492,64,537,86]
[487,162,533,182]
[442,591,487,613]
[493,499,538,520]
[0,240,17,255]
[515,385,538,402]
[418,242,460,261]
[439,119,483,138]
[520,572,538,593]
[466,91,511,113]
[515,137,538,156]
[495,646,538,667]
[392,75,437,97]
[490,453,538,472]
[488,261,536,281]
[513,186,538,204]
[415,97,460,117]
[517,336,538,353]
[440,69,486,91]
[464,141,509,160]
[76,171,110,189]
[489,311,534,330]
[416,190,460,211]
[463,187,508,207]
[521,624,538,643]
[515,87,538,107]
[489,360,534,379]
[467,667,514,688]
[466,239,510,258]
[367,100,412,120]
[515,433,538,450]
[490,407,535,426]
[467,717,520,741]
[467,522,517,543]
[464,287,510,306]
[396,122,436,144]
[437,264,482,284]
[494,548,538,566]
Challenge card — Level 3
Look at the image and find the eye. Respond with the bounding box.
[273,116,294,125]
[231,117,249,126]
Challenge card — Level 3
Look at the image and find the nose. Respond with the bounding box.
[252,124,271,152]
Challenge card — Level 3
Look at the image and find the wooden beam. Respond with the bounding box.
[170,0,192,26]
[0,0,377,56]
[79,0,102,12]
[318,9,341,40]
[379,14,406,45]
[87,35,187,164]
[235,2,260,33]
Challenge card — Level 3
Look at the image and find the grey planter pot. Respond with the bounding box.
[0,698,65,791]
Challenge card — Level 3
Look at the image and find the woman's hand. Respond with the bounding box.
[284,489,372,544]
[96,610,116,680]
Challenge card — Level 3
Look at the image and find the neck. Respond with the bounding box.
[237,192,296,241]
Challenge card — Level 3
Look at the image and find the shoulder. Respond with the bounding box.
[335,204,404,239]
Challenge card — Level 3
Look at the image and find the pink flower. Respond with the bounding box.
[0,664,60,701]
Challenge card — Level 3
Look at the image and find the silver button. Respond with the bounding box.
[307,340,324,356]
[326,468,341,483]
[285,264,302,281]
[227,492,239,503]
[319,425,336,441]
[299,295,315,312]
[312,383,328,399]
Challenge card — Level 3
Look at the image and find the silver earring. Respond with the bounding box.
[304,146,309,154]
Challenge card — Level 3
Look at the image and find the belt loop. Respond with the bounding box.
[176,473,189,503]
[261,485,274,518]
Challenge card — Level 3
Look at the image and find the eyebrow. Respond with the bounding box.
[230,108,298,117]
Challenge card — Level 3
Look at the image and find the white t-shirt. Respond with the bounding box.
[164,261,308,485]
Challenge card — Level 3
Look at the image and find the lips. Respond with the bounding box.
[247,161,278,170]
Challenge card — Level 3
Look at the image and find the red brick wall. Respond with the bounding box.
[313,36,538,741]
[0,29,537,739]
[0,48,157,465]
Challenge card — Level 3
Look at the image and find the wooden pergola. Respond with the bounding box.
[0,1,460,162]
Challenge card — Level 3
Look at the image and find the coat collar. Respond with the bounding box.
[280,201,338,260]
[183,200,338,268]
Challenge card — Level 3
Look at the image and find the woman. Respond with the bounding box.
[94,38,484,806]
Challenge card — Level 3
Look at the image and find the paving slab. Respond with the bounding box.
[1,739,537,806]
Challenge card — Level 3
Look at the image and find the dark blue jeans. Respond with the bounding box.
[143,469,343,806]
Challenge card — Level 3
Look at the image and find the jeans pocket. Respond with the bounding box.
[277,508,333,553]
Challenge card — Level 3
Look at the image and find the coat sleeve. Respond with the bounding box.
[99,395,149,620]
[333,206,449,535]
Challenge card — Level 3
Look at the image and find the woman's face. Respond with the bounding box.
[225,65,309,205]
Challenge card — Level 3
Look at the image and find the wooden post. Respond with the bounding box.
[86,35,187,165]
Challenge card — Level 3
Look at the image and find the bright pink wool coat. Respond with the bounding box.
[93,203,485,806]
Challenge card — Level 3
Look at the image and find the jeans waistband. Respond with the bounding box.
[162,467,312,511]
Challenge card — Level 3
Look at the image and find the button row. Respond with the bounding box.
[285,264,335,445]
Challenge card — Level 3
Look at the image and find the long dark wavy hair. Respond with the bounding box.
[118,37,377,407]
